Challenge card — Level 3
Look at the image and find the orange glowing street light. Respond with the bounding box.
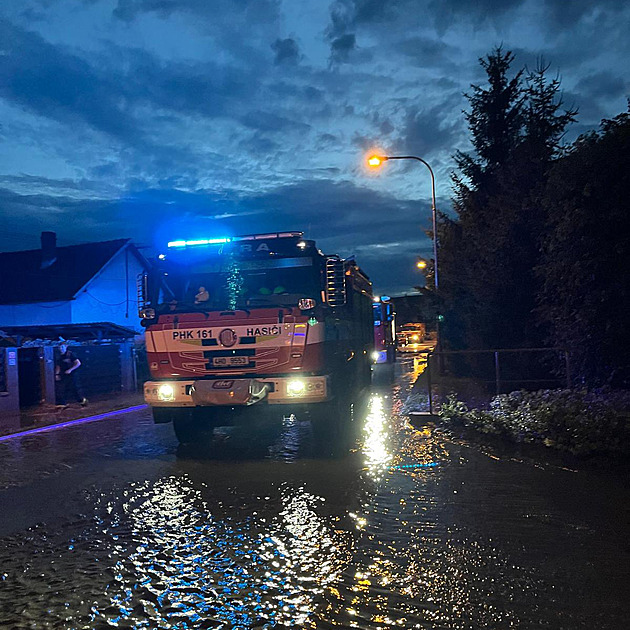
[367,154,386,167]
[416,259,428,270]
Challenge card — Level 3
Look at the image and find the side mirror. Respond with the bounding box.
[325,257,346,307]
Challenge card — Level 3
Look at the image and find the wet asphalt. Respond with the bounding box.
[0,359,629,629]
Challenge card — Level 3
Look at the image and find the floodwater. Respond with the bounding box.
[0,360,629,629]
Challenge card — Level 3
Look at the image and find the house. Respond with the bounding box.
[0,233,151,422]
[0,232,147,330]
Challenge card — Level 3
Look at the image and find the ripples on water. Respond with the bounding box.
[0,369,623,629]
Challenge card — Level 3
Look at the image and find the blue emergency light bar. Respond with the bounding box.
[167,237,231,248]
[167,232,304,249]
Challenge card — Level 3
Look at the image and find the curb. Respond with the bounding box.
[0,405,149,443]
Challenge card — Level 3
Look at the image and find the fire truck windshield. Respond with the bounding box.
[157,257,321,311]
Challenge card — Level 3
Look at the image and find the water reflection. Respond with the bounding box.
[49,474,355,628]
[1,361,627,629]
[362,395,393,481]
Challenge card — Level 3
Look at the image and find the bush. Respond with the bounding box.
[438,388,630,455]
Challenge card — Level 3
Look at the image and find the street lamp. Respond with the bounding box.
[367,154,439,291]
[368,153,442,364]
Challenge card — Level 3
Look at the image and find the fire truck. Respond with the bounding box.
[372,296,396,364]
[396,322,427,352]
[138,232,374,442]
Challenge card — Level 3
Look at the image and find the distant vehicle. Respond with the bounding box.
[372,296,396,364]
[396,323,427,353]
[138,231,374,443]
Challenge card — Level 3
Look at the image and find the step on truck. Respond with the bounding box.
[138,231,374,442]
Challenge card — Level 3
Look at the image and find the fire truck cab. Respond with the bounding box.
[138,232,374,442]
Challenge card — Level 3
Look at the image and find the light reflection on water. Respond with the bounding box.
[0,364,628,629]
[362,394,393,481]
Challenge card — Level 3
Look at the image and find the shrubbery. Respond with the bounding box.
[438,388,630,455]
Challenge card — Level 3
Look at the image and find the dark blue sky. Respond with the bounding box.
[1,0,628,294]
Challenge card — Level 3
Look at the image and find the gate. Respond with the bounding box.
[0,349,6,394]
[66,345,123,397]
[18,347,42,408]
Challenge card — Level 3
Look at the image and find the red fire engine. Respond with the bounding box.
[372,296,396,364]
[138,232,374,442]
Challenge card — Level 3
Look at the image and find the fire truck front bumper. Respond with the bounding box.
[144,375,329,407]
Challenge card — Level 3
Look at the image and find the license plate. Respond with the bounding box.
[212,356,249,367]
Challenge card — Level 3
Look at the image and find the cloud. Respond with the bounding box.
[0,19,141,143]
[394,36,460,70]
[112,0,279,25]
[0,177,434,293]
[329,33,357,64]
[271,38,300,65]
[240,110,311,134]
[399,103,466,157]
[326,0,525,41]
[541,0,629,28]
[574,71,627,100]
[2,0,629,296]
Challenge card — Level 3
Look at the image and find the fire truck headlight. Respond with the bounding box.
[287,379,306,396]
[157,384,175,401]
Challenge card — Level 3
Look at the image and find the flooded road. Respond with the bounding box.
[0,361,629,629]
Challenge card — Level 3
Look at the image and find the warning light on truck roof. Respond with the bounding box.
[167,237,232,248]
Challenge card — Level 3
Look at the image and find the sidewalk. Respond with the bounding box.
[400,354,436,416]
[401,353,496,417]
[0,392,146,438]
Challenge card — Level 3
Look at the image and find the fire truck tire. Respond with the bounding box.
[172,410,217,444]
[173,417,200,443]
[152,407,178,424]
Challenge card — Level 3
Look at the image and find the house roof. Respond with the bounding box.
[0,322,138,344]
[0,239,135,306]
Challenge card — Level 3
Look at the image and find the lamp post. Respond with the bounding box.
[368,153,442,364]
[367,155,439,291]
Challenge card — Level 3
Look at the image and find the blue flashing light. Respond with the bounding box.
[167,237,232,248]
[374,350,388,364]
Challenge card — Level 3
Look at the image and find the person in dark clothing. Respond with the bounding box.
[56,344,87,406]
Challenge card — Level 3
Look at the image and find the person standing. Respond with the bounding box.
[56,344,87,407]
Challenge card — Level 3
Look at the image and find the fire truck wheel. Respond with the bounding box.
[152,407,178,424]
[172,410,217,444]
[173,418,195,444]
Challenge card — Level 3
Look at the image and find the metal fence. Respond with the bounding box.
[419,347,570,414]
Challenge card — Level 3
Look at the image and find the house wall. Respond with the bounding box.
[0,301,72,328]
[71,248,144,332]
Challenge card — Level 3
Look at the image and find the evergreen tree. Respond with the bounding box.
[538,107,630,386]
[440,48,576,351]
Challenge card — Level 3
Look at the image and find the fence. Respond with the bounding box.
[0,349,6,393]
[418,348,570,414]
